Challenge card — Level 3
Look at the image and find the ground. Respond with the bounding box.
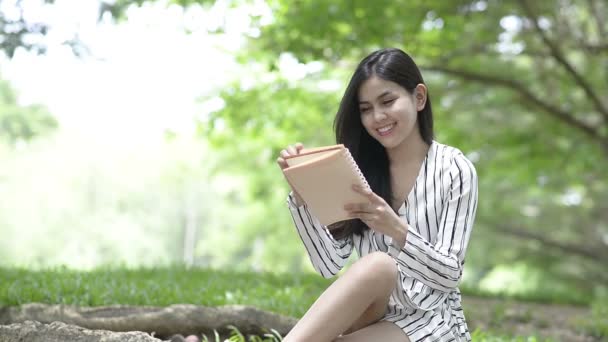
[463,296,599,341]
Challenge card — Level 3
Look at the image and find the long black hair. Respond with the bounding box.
[330,48,434,239]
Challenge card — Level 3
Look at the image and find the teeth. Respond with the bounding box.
[378,124,395,133]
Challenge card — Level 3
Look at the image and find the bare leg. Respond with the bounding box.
[336,321,410,342]
[283,252,398,342]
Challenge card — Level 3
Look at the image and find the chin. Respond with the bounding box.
[376,138,400,150]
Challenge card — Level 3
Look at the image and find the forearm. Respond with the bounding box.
[388,230,462,292]
[287,193,353,278]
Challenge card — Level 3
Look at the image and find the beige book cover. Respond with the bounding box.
[282,144,371,226]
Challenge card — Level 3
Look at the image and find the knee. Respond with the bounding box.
[354,252,398,287]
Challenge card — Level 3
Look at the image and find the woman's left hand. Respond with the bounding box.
[344,185,408,246]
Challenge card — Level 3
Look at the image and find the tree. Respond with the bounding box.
[5,0,607,292]
[0,0,54,58]
[0,77,57,146]
[201,0,608,290]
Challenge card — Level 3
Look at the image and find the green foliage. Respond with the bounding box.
[0,78,57,145]
[197,0,608,293]
[100,0,219,22]
[0,0,220,58]
[574,294,608,339]
[2,0,607,316]
[223,325,282,342]
[463,264,592,306]
[196,70,344,272]
[0,0,55,57]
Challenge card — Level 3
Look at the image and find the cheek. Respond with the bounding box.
[362,117,379,136]
[360,115,373,129]
[394,102,417,121]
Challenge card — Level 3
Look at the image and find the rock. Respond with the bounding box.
[0,320,165,342]
[166,334,200,342]
[168,334,185,342]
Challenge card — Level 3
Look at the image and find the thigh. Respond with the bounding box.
[343,252,398,333]
[335,321,410,342]
[343,294,388,334]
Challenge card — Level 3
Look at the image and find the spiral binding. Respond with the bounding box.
[343,149,371,191]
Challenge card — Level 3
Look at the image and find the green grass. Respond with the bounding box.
[0,266,332,317]
[1,266,591,311]
[574,296,608,338]
[470,330,555,342]
[0,266,599,341]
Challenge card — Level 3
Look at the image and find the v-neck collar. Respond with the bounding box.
[397,140,436,216]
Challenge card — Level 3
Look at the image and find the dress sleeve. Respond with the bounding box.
[388,154,478,292]
[287,192,354,278]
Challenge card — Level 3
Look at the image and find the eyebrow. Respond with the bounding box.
[358,90,393,104]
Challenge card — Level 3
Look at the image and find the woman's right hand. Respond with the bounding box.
[277,142,305,206]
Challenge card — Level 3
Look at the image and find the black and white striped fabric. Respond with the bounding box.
[287,140,478,342]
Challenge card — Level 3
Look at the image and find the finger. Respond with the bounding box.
[295,142,304,151]
[277,157,288,168]
[348,212,376,222]
[347,205,385,218]
[287,145,298,155]
[344,203,370,212]
[280,149,291,158]
[345,211,369,219]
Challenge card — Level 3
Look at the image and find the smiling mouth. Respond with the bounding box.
[377,123,396,136]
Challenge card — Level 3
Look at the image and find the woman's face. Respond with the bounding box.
[358,75,426,151]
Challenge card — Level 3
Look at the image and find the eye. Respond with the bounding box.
[383,98,396,105]
[359,107,371,113]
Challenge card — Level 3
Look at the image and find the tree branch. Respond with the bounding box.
[421,65,607,148]
[497,224,608,262]
[581,43,608,53]
[553,4,608,54]
[0,304,297,338]
[518,0,608,121]
[587,0,607,41]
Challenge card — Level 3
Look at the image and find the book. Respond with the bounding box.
[282,144,371,226]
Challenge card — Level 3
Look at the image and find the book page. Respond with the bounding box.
[285,150,336,167]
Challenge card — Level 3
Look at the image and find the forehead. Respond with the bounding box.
[358,76,405,101]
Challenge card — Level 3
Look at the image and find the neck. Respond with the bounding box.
[386,130,430,167]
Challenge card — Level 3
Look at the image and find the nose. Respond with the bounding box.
[373,109,388,121]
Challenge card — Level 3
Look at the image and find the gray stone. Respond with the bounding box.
[0,320,165,342]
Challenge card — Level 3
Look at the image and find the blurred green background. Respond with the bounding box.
[1,0,607,314]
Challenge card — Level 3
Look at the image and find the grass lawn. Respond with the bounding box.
[1,266,329,317]
[0,266,596,341]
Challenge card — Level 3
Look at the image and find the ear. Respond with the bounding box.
[414,83,427,111]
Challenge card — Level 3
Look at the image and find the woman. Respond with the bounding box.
[276,48,478,342]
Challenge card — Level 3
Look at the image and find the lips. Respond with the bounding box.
[377,123,396,136]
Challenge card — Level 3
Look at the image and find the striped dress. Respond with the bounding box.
[286,140,478,342]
